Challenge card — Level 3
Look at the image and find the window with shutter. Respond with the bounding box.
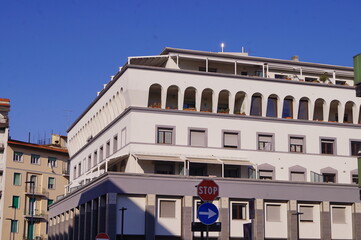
[290,137,304,153]
[159,200,176,218]
[300,206,313,222]
[291,171,305,181]
[190,130,206,147]
[223,132,239,148]
[332,206,346,224]
[266,204,281,222]
[258,134,273,151]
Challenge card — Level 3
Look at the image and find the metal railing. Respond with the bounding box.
[24,209,48,219]
[25,186,49,198]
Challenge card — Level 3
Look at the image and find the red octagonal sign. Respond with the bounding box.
[197,179,219,202]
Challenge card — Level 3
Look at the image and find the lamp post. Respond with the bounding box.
[25,181,35,240]
[119,207,127,240]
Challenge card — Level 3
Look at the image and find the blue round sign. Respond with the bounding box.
[197,203,219,225]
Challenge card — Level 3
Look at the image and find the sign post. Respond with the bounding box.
[195,179,220,240]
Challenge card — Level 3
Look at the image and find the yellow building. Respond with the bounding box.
[1,139,69,240]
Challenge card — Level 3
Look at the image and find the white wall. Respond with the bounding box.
[155,197,182,236]
[116,195,146,235]
[331,204,353,239]
[264,202,288,239]
[298,203,321,239]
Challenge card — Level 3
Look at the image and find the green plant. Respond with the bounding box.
[319,75,329,83]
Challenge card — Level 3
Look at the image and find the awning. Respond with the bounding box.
[186,157,222,164]
[134,154,184,162]
[220,159,254,166]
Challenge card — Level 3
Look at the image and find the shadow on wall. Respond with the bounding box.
[51,178,182,240]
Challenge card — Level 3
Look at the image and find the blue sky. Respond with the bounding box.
[1,0,360,142]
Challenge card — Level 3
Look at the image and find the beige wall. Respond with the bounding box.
[1,143,68,240]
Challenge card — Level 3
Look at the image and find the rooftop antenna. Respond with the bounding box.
[242,46,245,53]
[221,43,225,52]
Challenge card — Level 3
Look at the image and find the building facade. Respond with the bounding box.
[49,48,361,240]
[0,139,69,240]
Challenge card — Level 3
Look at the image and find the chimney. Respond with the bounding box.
[291,56,299,61]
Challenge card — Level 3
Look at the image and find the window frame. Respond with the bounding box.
[13,151,23,162]
[289,135,306,153]
[12,196,20,209]
[48,157,57,168]
[13,173,21,186]
[222,130,240,149]
[332,206,347,224]
[30,154,40,165]
[265,204,281,222]
[158,199,177,219]
[48,177,55,189]
[113,134,118,153]
[299,205,314,222]
[10,220,18,233]
[156,125,175,145]
[189,128,208,147]
[320,137,336,155]
[257,133,275,151]
[231,201,247,220]
[350,139,361,156]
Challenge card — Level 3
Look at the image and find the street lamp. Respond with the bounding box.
[25,181,35,240]
[119,207,127,240]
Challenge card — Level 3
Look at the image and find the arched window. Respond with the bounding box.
[313,98,325,121]
[266,94,278,117]
[183,87,196,111]
[250,93,262,116]
[217,90,230,113]
[148,84,162,108]
[282,96,294,119]
[298,97,309,120]
[234,91,247,115]
[328,100,340,122]
[200,88,213,112]
[344,101,355,123]
[166,85,179,110]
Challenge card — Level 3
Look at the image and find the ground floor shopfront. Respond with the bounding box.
[49,173,361,240]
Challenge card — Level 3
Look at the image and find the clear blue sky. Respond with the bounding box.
[1,0,360,142]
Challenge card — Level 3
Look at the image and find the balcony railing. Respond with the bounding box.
[62,167,70,175]
[25,186,49,198]
[24,209,48,220]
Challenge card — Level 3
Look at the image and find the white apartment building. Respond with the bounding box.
[49,48,361,240]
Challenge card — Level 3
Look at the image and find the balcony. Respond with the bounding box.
[25,186,49,198]
[24,209,48,220]
[62,167,70,176]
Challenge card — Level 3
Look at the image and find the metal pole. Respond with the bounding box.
[119,207,127,240]
[26,181,35,240]
[206,224,209,240]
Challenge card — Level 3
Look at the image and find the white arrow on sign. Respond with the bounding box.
[199,208,217,219]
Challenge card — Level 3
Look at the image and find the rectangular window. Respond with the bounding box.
[300,206,313,222]
[159,200,176,218]
[290,171,305,181]
[78,163,81,177]
[12,196,20,209]
[352,174,358,184]
[323,173,336,183]
[258,134,273,151]
[106,141,110,157]
[223,132,239,148]
[48,177,55,189]
[10,220,18,233]
[48,157,57,168]
[30,154,40,164]
[47,199,54,210]
[232,203,246,220]
[224,166,240,178]
[99,146,104,162]
[259,170,273,180]
[13,173,21,186]
[93,150,98,167]
[121,128,127,148]
[157,127,173,144]
[73,166,77,180]
[266,204,281,222]
[190,129,206,147]
[189,163,207,176]
[113,135,118,153]
[155,162,175,175]
[332,206,346,224]
[13,152,23,162]
[88,155,91,171]
[290,137,304,153]
[351,141,361,156]
[321,139,335,155]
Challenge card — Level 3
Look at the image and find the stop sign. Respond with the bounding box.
[96,233,110,240]
[197,179,219,201]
